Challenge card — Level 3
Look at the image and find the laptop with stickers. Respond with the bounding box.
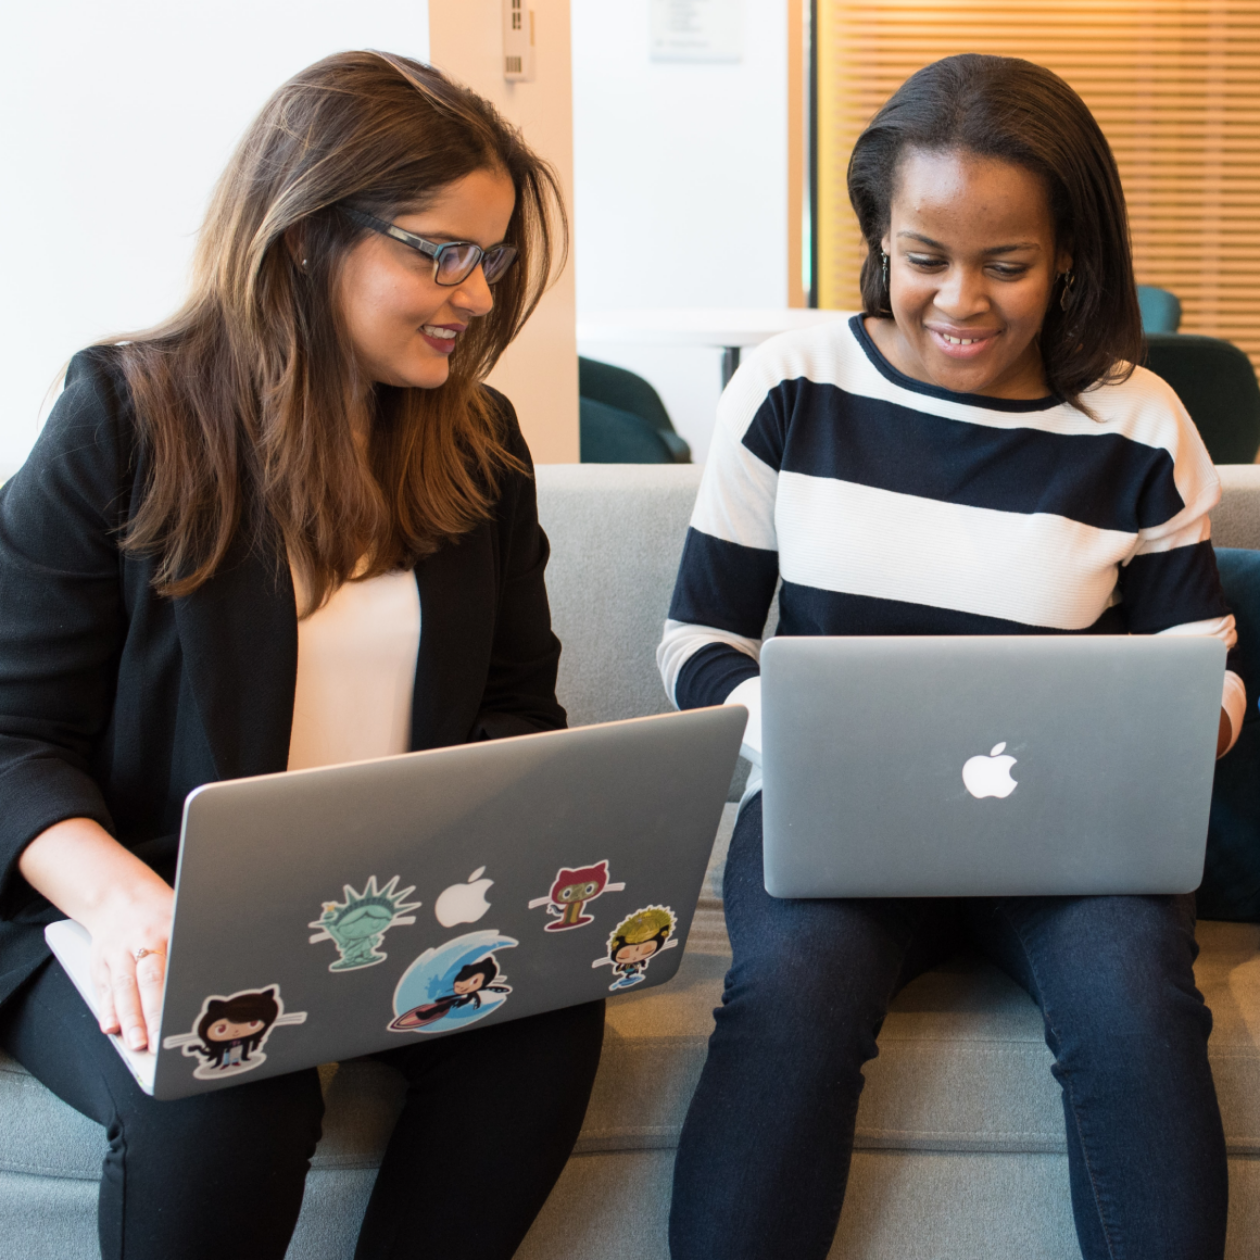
[45,706,745,1100]
[759,635,1225,899]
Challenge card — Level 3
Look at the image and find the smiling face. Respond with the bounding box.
[867,147,1071,400]
[336,167,516,390]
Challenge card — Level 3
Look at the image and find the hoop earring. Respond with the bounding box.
[1059,269,1075,311]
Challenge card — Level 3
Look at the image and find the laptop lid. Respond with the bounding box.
[760,635,1224,899]
[48,706,744,1099]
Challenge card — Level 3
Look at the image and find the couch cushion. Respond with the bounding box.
[537,464,702,731]
[515,1147,1260,1260]
[536,464,767,802]
[0,1054,406,1181]
[0,1053,105,1180]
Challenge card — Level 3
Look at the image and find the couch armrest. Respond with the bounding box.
[1215,465,1260,551]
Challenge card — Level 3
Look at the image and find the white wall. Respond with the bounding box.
[430,0,580,463]
[2,3,789,473]
[571,0,788,461]
[0,2,431,478]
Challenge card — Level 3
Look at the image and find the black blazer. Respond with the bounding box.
[0,349,566,1007]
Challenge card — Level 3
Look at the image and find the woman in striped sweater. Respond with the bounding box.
[661,55,1240,1260]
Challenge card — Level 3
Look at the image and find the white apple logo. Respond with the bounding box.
[962,742,1019,800]
[434,867,494,928]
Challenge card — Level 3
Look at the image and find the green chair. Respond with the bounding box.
[1144,334,1260,464]
[579,396,681,463]
[1137,285,1182,334]
[578,358,691,464]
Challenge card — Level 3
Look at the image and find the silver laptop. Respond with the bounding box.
[760,636,1225,898]
[46,706,745,1100]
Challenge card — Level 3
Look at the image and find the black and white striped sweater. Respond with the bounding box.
[658,315,1245,767]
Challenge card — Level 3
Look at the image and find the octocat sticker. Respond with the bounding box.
[309,875,421,971]
[527,860,625,931]
[163,986,307,1080]
[592,906,678,991]
[389,931,517,1035]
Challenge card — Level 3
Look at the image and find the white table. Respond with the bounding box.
[576,307,855,386]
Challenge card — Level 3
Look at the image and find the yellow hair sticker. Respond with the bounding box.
[613,906,675,945]
[593,905,680,992]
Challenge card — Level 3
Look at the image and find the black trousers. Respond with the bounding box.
[0,960,604,1260]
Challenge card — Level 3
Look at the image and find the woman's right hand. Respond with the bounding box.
[18,817,174,1051]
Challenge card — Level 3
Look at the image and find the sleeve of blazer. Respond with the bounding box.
[0,350,132,918]
[470,390,568,741]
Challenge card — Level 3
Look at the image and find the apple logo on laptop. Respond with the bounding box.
[435,867,493,928]
[962,742,1018,800]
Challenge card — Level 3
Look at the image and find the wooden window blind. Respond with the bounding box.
[814,1,1260,373]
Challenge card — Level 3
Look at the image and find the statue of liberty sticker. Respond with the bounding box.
[308,875,421,971]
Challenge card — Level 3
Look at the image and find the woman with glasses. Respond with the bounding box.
[660,54,1240,1260]
[0,52,601,1260]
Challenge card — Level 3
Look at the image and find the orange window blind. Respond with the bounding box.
[814,1,1260,372]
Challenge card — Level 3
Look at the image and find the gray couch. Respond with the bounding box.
[3,462,1259,1259]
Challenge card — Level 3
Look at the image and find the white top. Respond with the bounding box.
[287,567,422,772]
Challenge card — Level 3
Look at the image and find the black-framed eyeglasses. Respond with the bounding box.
[342,208,518,286]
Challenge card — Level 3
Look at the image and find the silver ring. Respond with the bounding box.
[133,948,164,963]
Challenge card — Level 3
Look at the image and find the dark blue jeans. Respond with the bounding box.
[669,795,1228,1260]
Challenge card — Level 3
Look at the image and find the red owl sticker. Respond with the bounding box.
[528,861,626,931]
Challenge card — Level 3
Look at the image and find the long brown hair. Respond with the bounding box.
[847,55,1144,413]
[110,51,566,612]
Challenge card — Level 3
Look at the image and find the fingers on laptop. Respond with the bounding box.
[92,954,119,1037]
[94,941,167,1052]
[134,946,167,1052]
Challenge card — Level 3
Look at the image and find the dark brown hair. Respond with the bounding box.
[454,958,499,988]
[847,54,1143,411]
[109,51,566,612]
[196,988,279,1046]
